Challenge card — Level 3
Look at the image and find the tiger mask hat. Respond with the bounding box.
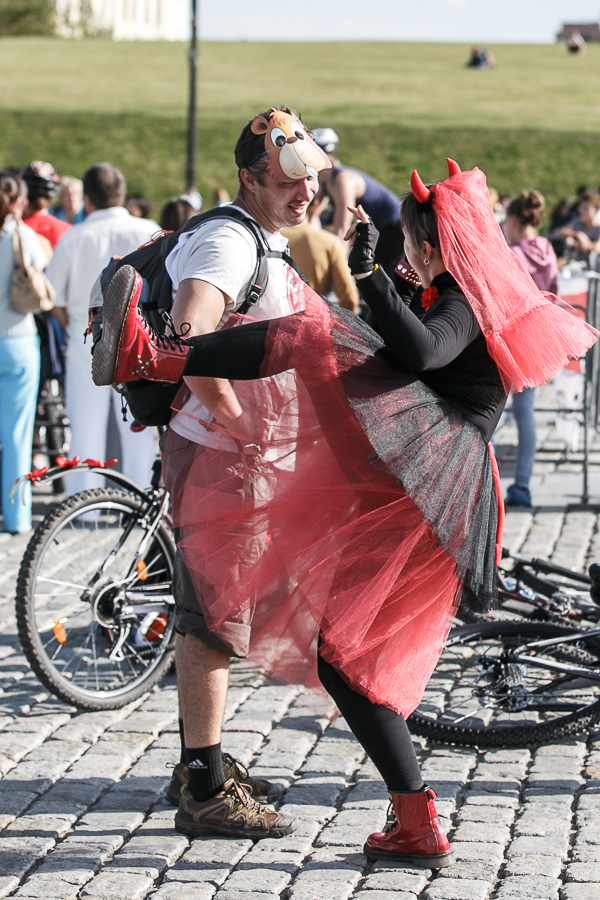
[250,109,332,182]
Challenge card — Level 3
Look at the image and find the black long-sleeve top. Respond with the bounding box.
[358,267,507,442]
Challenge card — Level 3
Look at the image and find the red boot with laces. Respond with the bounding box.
[91,265,191,387]
[364,787,453,869]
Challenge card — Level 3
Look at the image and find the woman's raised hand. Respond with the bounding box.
[346,206,380,277]
[344,205,370,246]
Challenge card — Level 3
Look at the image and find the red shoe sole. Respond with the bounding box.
[363,842,454,869]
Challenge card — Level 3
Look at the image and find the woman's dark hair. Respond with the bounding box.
[400,189,440,251]
[0,171,22,231]
[578,189,600,210]
[507,189,545,229]
[234,105,301,185]
[159,198,195,232]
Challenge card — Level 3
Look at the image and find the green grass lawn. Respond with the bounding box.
[1,38,599,217]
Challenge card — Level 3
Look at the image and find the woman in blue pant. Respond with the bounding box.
[505,190,559,507]
[0,173,45,533]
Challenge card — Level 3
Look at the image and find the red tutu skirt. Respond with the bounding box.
[170,286,501,717]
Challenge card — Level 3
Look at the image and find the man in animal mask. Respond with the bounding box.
[159,107,330,839]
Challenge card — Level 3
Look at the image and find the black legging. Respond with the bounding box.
[317,655,424,793]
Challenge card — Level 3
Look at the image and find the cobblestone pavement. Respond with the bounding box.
[1,441,600,900]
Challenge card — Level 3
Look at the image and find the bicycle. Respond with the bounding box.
[491,547,597,624]
[14,453,176,711]
[408,553,600,747]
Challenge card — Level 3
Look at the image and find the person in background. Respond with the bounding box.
[0,172,46,533]
[52,176,85,225]
[212,188,231,208]
[550,198,574,233]
[503,189,559,508]
[312,127,403,279]
[125,192,154,220]
[45,163,157,495]
[552,190,600,261]
[282,195,359,312]
[159,198,196,232]
[21,162,71,250]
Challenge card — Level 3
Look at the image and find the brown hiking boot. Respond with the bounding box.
[174,778,295,839]
[166,762,188,806]
[166,755,283,807]
[222,752,284,805]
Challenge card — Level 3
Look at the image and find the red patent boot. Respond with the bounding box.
[92,265,191,387]
[364,787,453,869]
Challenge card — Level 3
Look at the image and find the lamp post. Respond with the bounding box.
[186,0,199,191]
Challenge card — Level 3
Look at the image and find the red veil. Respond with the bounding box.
[411,162,598,392]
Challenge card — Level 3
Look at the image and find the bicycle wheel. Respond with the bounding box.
[408,621,600,747]
[16,487,176,710]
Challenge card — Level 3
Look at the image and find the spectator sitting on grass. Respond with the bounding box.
[552,189,600,261]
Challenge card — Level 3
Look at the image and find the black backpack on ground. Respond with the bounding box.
[91,207,305,427]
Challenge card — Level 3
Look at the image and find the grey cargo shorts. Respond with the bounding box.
[161,428,276,658]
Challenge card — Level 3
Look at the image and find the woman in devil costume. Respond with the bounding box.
[92,159,597,868]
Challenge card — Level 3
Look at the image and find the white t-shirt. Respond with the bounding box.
[168,207,306,452]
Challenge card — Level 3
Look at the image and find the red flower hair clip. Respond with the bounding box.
[421,286,439,311]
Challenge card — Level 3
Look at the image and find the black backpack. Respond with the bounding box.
[91,207,305,427]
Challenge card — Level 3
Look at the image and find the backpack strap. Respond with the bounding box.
[179,207,308,315]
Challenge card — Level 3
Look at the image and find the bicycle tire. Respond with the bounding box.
[408,620,600,747]
[16,487,176,710]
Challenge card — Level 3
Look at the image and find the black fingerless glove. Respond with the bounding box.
[348,220,380,276]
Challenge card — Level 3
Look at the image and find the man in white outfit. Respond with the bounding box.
[46,163,158,494]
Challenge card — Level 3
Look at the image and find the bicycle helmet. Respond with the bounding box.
[311,128,339,156]
[21,161,61,201]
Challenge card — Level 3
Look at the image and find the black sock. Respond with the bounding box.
[185,743,226,802]
[178,718,185,766]
[318,654,425,793]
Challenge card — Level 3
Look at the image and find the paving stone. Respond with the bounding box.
[361,869,428,892]
[561,886,600,900]
[0,790,37,817]
[455,805,514,826]
[0,837,55,877]
[506,835,570,859]
[76,810,145,838]
[0,877,19,899]
[424,879,490,900]
[25,740,88,762]
[436,860,501,881]
[151,886,215,900]
[219,865,293,893]
[353,893,417,900]
[451,841,505,862]
[287,885,356,899]
[566,863,600,882]
[13,875,82,899]
[6,814,75,838]
[504,857,563,878]
[463,792,520,809]
[514,815,571,838]
[80,869,155,898]
[217,894,283,900]
[494,875,561,898]
[451,821,511,844]
[0,732,44,761]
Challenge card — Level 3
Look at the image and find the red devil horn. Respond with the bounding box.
[446,158,461,177]
[410,170,431,203]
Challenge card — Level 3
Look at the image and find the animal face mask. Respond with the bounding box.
[250,109,332,182]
